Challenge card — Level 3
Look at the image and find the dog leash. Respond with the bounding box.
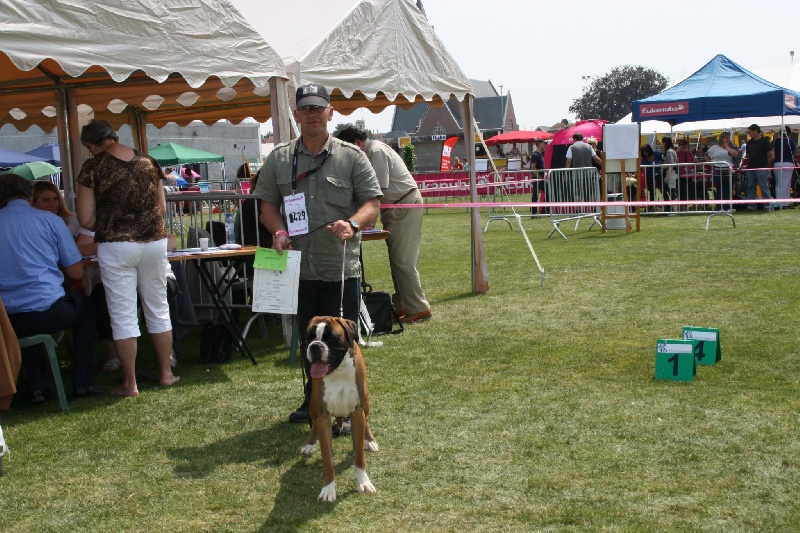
[339,239,346,318]
[288,220,336,245]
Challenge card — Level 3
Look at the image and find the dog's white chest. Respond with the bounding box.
[322,357,360,417]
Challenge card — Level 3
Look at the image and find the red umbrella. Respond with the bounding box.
[484,130,553,146]
[544,119,607,168]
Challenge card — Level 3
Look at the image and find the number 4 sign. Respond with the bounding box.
[682,327,721,365]
[655,339,696,382]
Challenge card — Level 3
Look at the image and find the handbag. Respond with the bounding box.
[362,291,404,336]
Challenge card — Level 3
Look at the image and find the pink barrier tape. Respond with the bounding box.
[381,198,799,209]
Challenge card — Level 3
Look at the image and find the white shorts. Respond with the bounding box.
[97,239,172,340]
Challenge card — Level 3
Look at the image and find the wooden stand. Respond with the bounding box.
[600,153,640,234]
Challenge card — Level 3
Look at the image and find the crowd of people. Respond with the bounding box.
[0,119,180,405]
[1,88,436,418]
[2,106,795,411]
[637,124,798,211]
[477,124,799,213]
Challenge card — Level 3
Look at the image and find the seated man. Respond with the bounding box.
[0,174,101,403]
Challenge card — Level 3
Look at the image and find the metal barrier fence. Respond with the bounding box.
[545,167,602,238]
[164,191,264,315]
[638,161,735,214]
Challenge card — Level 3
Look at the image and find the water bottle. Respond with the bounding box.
[224,212,235,244]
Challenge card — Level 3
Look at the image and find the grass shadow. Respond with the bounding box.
[166,420,358,531]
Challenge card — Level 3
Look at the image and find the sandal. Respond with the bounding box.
[103,358,121,372]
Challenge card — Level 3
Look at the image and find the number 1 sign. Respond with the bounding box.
[682,327,721,365]
[655,339,696,382]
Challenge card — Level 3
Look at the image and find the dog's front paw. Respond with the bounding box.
[318,481,337,502]
[365,439,379,452]
[300,443,317,455]
[355,467,376,494]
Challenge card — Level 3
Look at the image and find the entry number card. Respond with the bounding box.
[655,339,696,382]
[682,326,721,365]
[284,193,308,236]
[252,249,301,314]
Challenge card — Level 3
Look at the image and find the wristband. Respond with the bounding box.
[274,230,289,238]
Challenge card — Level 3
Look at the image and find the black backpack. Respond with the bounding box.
[200,320,233,363]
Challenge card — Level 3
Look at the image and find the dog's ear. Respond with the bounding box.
[307,316,322,333]
[340,318,358,347]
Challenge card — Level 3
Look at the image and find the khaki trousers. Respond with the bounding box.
[380,189,429,315]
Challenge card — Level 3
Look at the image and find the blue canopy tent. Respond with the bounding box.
[632,54,800,125]
[0,147,45,167]
[25,142,60,165]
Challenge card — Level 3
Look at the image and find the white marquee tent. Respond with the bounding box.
[0,0,487,291]
[230,0,471,107]
[230,0,485,292]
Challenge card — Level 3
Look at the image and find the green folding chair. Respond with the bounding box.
[17,334,68,412]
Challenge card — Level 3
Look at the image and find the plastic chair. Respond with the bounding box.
[17,334,68,412]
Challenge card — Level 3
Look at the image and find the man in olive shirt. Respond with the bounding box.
[254,84,382,423]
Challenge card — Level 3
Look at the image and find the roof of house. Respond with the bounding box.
[391,79,507,135]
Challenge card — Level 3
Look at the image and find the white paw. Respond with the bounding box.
[318,481,337,502]
[365,439,379,452]
[300,443,316,455]
[355,467,376,494]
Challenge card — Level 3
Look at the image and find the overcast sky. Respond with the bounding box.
[260,0,800,134]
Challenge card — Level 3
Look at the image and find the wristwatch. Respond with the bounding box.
[348,219,360,233]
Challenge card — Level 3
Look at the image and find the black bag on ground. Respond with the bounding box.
[362,291,404,336]
[200,320,233,363]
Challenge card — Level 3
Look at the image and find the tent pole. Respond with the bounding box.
[54,85,82,211]
[461,95,489,293]
[270,77,292,144]
[128,107,148,153]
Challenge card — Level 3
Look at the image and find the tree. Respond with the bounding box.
[402,143,416,173]
[332,123,357,137]
[569,65,669,122]
[332,122,372,138]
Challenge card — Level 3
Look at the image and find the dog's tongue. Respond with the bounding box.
[310,362,330,379]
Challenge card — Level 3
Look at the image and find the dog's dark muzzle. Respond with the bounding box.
[307,341,326,362]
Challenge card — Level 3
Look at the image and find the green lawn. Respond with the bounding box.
[1,208,798,532]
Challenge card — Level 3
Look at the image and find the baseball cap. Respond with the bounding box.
[296,83,330,108]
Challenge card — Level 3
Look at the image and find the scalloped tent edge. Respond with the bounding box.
[1,0,487,293]
[0,0,287,132]
[230,0,472,110]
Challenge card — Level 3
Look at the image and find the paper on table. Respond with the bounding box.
[252,250,301,314]
[254,247,288,270]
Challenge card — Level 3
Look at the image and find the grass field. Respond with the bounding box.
[1,207,798,532]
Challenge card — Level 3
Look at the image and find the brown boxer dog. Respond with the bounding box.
[300,316,379,502]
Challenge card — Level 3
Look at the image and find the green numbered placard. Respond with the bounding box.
[682,327,721,365]
[655,339,696,381]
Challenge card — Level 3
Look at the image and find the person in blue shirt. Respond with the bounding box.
[0,174,101,403]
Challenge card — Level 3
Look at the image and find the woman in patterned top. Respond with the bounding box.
[76,120,179,397]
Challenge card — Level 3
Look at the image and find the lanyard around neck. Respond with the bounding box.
[291,141,331,193]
